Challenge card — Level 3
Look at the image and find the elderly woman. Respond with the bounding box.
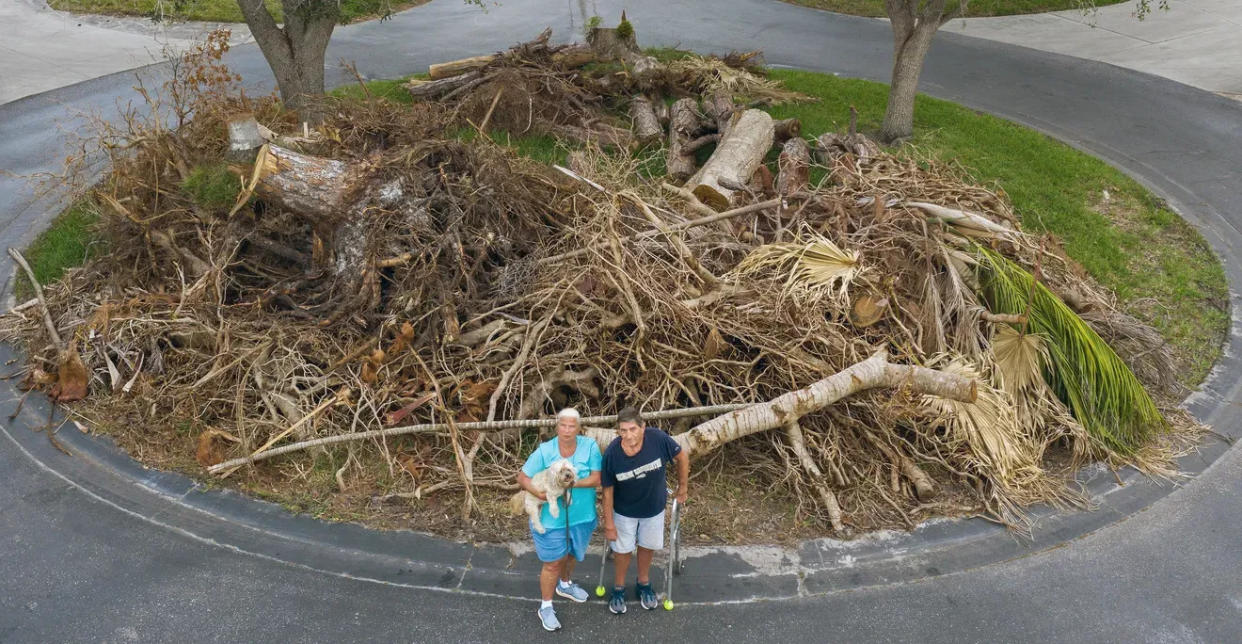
[517,407,602,632]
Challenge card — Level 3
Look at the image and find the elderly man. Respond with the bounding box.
[601,406,690,613]
[516,407,602,632]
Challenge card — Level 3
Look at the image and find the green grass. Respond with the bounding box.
[766,69,1228,385]
[783,0,1123,18]
[182,162,242,210]
[48,0,424,23]
[15,198,101,302]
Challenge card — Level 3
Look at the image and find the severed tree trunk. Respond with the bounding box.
[880,0,959,143]
[690,109,774,210]
[237,0,338,123]
[406,72,482,101]
[630,95,662,144]
[551,43,596,68]
[674,351,976,458]
[666,97,702,182]
[702,90,736,136]
[773,118,802,143]
[777,137,811,196]
[428,55,495,80]
[248,144,392,323]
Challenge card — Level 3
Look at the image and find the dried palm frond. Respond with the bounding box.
[976,248,1167,454]
[920,356,1069,525]
[730,232,863,307]
[667,57,810,104]
[991,324,1046,395]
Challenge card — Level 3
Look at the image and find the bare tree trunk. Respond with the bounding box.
[674,351,976,458]
[880,0,952,143]
[237,0,338,123]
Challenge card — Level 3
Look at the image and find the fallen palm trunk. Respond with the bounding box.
[675,350,977,457]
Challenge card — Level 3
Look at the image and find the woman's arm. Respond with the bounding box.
[516,471,547,500]
[574,470,601,488]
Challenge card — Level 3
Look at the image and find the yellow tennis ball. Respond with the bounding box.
[663,599,674,611]
[595,586,605,597]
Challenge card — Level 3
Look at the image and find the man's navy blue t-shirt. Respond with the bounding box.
[601,427,682,519]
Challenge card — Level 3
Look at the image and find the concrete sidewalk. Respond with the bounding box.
[940,0,1242,96]
[0,0,251,105]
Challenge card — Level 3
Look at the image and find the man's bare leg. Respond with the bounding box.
[636,546,654,584]
[612,550,632,588]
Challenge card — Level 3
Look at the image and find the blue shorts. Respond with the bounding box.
[531,519,597,563]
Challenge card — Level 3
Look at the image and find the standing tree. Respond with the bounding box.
[879,0,965,143]
[236,0,341,121]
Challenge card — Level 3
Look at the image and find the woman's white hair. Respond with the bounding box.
[556,407,581,423]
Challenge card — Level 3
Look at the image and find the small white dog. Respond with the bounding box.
[510,458,578,534]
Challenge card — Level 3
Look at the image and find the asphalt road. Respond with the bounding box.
[2,0,1242,641]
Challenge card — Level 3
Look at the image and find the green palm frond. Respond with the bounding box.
[975,248,1166,454]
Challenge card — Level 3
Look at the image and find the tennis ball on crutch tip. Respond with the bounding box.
[663,599,674,611]
[595,585,605,597]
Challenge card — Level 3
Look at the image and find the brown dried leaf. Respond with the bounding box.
[703,326,726,360]
[52,347,89,403]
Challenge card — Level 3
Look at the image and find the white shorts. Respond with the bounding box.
[611,510,665,553]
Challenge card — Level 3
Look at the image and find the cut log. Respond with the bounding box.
[630,95,662,144]
[428,55,495,80]
[227,113,265,162]
[255,144,359,221]
[551,43,596,68]
[654,99,670,127]
[666,97,702,183]
[674,350,976,458]
[406,72,482,101]
[773,118,802,143]
[690,109,774,211]
[776,137,811,196]
[702,90,735,135]
[815,131,881,165]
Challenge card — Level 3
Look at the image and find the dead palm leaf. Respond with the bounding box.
[731,232,863,307]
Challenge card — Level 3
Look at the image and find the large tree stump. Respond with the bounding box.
[666,97,702,183]
[249,144,393,323]
[690,109,774,211]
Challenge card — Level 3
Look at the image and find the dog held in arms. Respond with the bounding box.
[510,458,578,534]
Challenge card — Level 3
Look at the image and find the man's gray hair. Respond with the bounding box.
[617,406,643,427]
[557,407,581,423]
